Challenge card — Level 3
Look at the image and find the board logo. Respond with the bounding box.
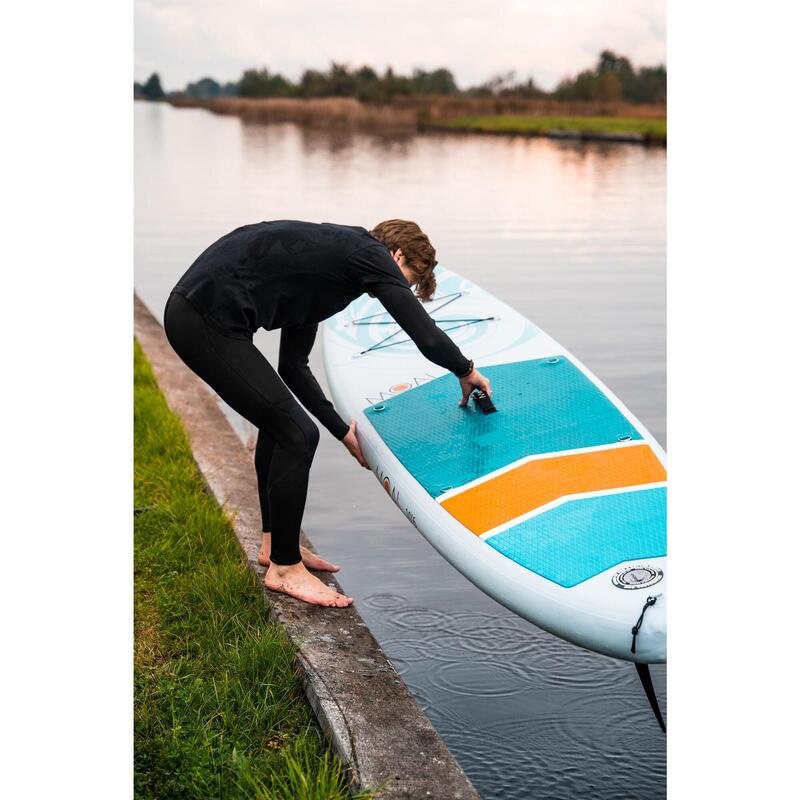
[376,466,418,529]
[365,373,438,405]
[612,565,663,590]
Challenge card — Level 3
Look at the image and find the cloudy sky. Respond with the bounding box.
[135,0,666,92]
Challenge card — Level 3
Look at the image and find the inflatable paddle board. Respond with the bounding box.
[322,268,666,664]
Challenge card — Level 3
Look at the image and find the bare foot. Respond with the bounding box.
[258,533,340,572]
[264,561,353,607]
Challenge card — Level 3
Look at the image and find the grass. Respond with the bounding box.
[426,115,667,143]
[134,339,374,799]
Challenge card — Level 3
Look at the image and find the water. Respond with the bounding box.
[135,101,666,799]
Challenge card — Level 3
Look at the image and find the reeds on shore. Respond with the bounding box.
[169,96,418,131]
[168,95,666,136]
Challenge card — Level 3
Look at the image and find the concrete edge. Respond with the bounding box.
[134,293,480,800]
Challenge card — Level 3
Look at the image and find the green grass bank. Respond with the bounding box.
[134,339,372,800]
[426,115,666,144]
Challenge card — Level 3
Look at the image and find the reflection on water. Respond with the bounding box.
[135,101,666,800]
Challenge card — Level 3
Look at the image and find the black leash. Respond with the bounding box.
[631,595,657,655]
[630,595,666,733]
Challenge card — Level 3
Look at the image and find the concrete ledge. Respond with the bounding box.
[134,293,480,800]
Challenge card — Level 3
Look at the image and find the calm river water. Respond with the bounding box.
[135,101,666,799]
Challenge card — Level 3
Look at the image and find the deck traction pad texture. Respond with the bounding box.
[364,357,666,587]
[364,357,642,497]
[486,487,667,587]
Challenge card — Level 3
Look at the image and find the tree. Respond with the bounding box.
[299,69,327,97]
[629,65,666,104]
[356,65,378,83]
[597,50,634,77]
[554,70,598,101]
[185,77,222,99]
[410,68,459,95]
[597,72,622,102]
[554,50,665,104]
[325,63,358,96]
[238,68,294,98]
[141,73,165,101]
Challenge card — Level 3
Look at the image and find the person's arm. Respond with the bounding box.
[278,324,349,440]
[370,282,471,373]
[369,282,492,405]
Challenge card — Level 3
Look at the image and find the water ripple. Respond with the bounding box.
[360,592,410,610]
[427,659,532,698]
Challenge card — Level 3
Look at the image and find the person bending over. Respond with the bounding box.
[164,219,491,608]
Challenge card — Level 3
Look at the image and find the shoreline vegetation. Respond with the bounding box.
[428,114,667,144]
[134,340,372,800]
[165,95,666,145]
[139,50,666,145]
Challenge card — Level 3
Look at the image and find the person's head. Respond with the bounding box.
[370,219,438,301]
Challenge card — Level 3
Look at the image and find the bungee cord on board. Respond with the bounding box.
[350,290,495,355]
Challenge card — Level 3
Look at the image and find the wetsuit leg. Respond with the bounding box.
[254,430,275,534]
[163,292,318,565]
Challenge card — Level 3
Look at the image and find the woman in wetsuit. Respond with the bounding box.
[164,219,491,608]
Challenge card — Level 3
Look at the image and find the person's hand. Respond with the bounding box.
[341,420,369,468]
[458,368,492,407]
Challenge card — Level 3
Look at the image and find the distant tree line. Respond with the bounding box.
[185,77,239,98]
[236,63,461,103]
[554,51,666,104]
[134,50,665,105]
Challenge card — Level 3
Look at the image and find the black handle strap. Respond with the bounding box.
[631,595,657,654]
[630,595,666,733]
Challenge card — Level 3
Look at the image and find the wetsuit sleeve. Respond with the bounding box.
[347,244,411,290]
[369,282,473,376]
[278,324,350,440]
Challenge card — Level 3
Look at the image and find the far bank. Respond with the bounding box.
[162,96,667,145]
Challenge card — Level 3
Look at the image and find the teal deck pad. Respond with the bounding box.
[364,357,642,497]
[485,487,666,587]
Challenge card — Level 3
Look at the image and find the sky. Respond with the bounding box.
[135,0,666,92]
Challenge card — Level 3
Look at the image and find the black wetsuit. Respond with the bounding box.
[164,220,471,564]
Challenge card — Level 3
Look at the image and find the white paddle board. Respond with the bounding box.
[322,267,666,663]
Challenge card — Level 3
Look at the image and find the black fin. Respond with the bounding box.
[635,662,666,733]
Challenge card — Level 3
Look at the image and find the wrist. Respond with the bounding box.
[455,359,474,379]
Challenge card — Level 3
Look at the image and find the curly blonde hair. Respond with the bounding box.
[370,219,438,302]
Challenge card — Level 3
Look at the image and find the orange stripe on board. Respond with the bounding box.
[441,445,666,535]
